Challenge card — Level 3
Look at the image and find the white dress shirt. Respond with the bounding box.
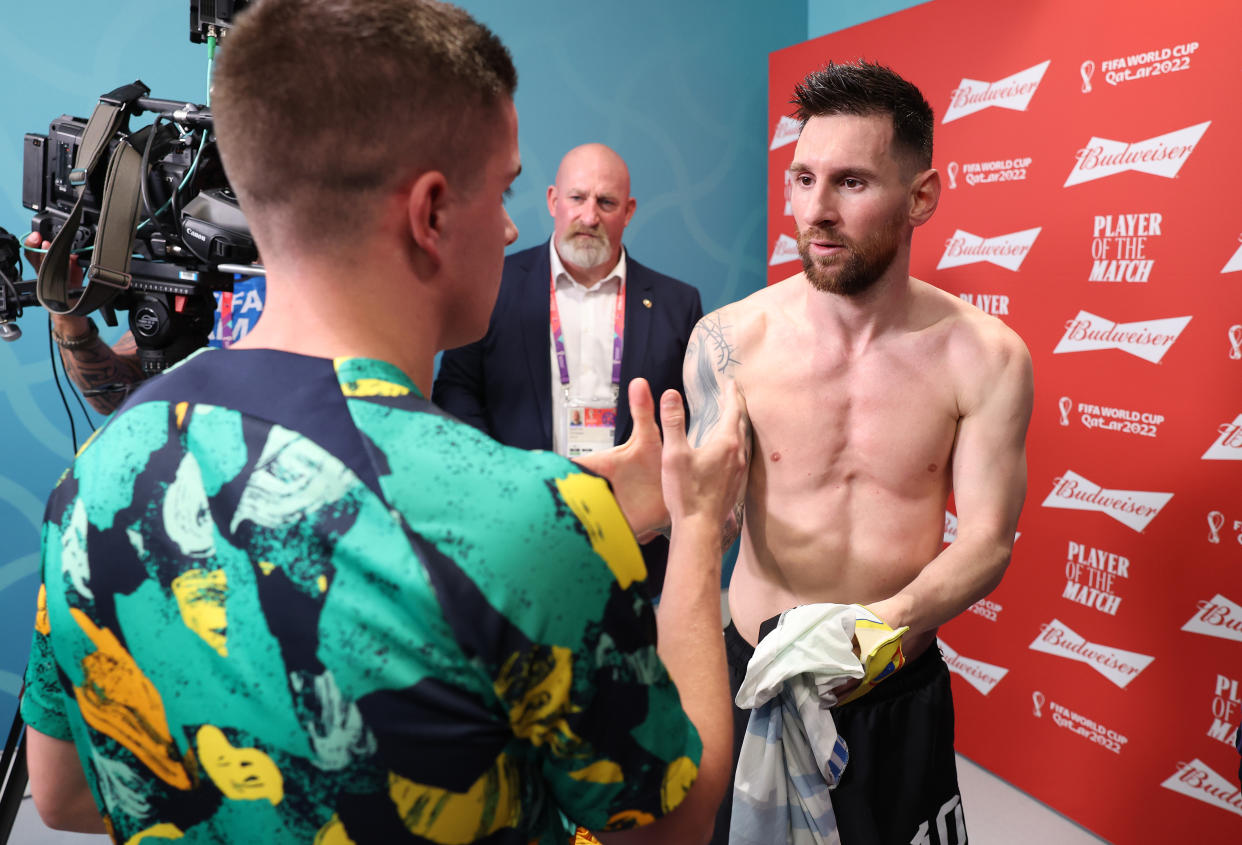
[548,238,628,456]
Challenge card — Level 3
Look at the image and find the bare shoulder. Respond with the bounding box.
[695,277,800,352]
[683,281,801,444]
[914,279,1033,410]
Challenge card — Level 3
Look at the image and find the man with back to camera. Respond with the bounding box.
[433,143,703,594]
[691,61,1033,844]
[20,1,747,842]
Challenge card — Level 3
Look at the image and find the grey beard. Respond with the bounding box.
[558,231,612,270]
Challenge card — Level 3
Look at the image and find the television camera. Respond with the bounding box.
[0,0,259,374]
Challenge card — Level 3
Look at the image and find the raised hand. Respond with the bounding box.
[660,379,748,542]
[573,377,668,542]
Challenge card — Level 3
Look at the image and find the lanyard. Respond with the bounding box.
[549,268,626,394]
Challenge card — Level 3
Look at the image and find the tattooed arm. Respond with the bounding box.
[49,314,144,414]
[683,309,751,547]
[27,234,145,414]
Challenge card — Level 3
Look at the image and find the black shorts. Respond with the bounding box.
[711,619,967,845]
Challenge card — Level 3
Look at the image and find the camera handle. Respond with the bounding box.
[36,81,150,318]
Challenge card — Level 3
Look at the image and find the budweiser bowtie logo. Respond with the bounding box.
[1042,469,1172,532]
[937,227,1041,271]
[1029,619,1154,688]
[1202,413,1242,460]
[943,60,1051,123]
[770,115,801,151]
[1053,310,1192,363]
[938,638,1008,695]
[769,233,799,266]
[1064,121,1210,187]
[1224,239,1242,274]
[1181,594,1242,643]
[1160,759,1242,818]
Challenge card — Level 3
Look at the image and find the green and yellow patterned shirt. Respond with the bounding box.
[23,349,699,844]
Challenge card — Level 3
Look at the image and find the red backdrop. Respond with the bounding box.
[768,1,1242,841]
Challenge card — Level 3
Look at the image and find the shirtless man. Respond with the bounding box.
[692,62,1033,844]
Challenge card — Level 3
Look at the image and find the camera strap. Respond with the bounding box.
[37,86,147,316]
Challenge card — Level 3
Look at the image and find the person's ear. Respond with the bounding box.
[407,170,449,262]
[623,196,636,228]
[546,184,558,218]
[909,168,940,227]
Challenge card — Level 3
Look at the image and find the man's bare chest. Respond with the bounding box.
[739,342,961,486]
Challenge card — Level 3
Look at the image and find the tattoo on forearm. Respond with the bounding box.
[59,335,143,414]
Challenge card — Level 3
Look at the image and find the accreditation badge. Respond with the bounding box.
[563,399,617,458]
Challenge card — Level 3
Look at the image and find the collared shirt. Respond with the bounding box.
[548,238,627,455]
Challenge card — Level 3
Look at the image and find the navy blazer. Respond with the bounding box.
[434,243,702,449]
[433,243,703,593]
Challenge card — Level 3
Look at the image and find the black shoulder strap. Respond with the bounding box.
[37,81,149,316]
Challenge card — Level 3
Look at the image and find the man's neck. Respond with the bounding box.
[231,259,440,397]
[800,264,915,350]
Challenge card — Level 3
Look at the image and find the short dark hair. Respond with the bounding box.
[792,60,934,171]
[213,0,517,244]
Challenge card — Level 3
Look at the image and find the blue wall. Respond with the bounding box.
[0,1,807,734]
[808,0,933,39]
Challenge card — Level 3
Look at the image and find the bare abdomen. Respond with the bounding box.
[728,476,948,645]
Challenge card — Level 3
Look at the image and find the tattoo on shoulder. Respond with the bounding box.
[686,313,741,447]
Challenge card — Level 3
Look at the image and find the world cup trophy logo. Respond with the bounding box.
[1229,325,1242,360]
[1058,396,1073,427]
[1208,511,1225,543]
[1032,691,1045,717]
[1080,60,1095,93]
[946,161,959,190]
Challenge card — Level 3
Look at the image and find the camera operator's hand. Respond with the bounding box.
[25,231,143,415]
[24,232,91,339]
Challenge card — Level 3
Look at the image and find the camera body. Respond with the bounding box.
[20,84,257,372]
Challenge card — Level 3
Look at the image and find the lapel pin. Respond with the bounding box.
[642,298,652,309]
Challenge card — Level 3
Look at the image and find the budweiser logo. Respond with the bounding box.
[1053,310,1191,363]
[1202,413,1242,460]
[1041,469,1172,532]
[944,509,1018,544]
[769,233,799,266]
[1224,239,1242,274]
[938,638,1007,695]
[937,227,1040,271]
[1029,618,1154,688]
[1161,759,1242,818]
[1181,594,1242,643]
[943,60,1050,123]
[1063,121,1210,187]
[770,115,801,151]
[943,510,958,544]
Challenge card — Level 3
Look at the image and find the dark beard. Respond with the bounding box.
[797,214,904,296]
